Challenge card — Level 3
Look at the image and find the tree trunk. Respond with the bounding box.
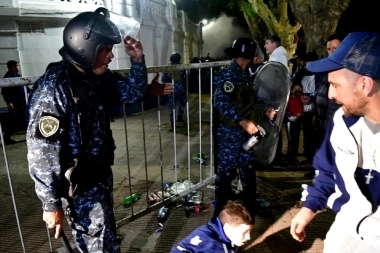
[241,11,268,42]
[246,0,301,57]
[289,0,350,58]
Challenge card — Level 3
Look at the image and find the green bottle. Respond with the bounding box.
[124,192,140,207]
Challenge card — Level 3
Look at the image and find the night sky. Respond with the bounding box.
[337,0,380,36]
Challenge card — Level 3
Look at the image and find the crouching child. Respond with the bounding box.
[171,200,253,252]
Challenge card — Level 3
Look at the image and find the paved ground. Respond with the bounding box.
[0,94,336,253]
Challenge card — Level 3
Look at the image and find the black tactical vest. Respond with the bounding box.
[218,66,264,128]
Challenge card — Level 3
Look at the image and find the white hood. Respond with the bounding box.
[268,46,289,69]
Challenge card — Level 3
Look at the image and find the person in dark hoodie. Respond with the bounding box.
[292,51,320,166]
[1,60,27,144]
[171,200,253,253]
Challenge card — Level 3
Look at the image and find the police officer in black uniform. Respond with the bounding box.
[27,8,147,252]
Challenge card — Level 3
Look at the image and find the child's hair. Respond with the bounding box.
[291,84,303,93]
[219,200,253,226]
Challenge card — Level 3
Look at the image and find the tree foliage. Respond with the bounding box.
[175,0,350,57]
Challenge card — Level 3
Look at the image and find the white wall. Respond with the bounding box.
[0,0,200,92]
[18,19,67,76]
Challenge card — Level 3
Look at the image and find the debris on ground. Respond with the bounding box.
[182,191,203,205]
[192,152,208,164]
[157,206,170,223]
[169,180,195,195]
[123,192,141,207]
[184,203,209,217]
[155,223,164,233]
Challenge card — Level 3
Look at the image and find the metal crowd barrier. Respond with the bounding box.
[0,60,229,252]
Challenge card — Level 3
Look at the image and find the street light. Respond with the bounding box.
[197,19,208,58]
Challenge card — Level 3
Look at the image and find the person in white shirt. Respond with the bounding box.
[264,35,289,69]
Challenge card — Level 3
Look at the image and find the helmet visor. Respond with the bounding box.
[88,7,141,42]
[108,10,140,39]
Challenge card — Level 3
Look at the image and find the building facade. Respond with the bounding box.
[0,0,200,78]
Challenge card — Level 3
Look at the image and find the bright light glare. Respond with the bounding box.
[202,19,208,25]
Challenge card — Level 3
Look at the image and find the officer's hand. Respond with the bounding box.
[301,95,310,104]
[124,36,143,62]
[43,209,64,239]
[290,207,316,242]
[148,74,174,95]
[239,119,259,135]
[7,103,14,111]
[266,107,277,120]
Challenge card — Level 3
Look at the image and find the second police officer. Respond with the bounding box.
[213,38,276,218]
[162,52,188,128]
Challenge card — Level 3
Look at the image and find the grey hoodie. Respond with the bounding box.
[268,46,288,69]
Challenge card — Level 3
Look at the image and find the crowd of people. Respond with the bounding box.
[283,34,343,175]
[2,6,380,253]
[172,31,380,253]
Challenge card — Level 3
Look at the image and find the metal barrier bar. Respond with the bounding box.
[140,102,150,209]
[209,67,214,178]
[122,105,135,216]
[198,69,203,183]
[0,121,26,253]
[186,70,191,182]
[157,95,165,207]
[0,61,230,87]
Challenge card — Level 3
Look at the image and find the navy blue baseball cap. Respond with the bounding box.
[306,32,380,79]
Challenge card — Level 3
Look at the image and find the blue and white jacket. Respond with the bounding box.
[302,108,380,242]
[170,217,238,253]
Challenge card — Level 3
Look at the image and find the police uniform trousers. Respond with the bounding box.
[62,172,120,253]
[169,82,187,122]
[214,123,257,217]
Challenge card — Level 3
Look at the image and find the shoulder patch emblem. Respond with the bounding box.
[190,235,202,246]
[223,81,234,93]
[39,116,60,138]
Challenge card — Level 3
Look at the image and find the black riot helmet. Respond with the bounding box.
[59,7,122,69]
[170,52,181,64]
[225,38,257,60]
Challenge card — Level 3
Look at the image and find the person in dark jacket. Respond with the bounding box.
[162,52,187,128]
[314,34,342,146]
[1,60,27,144]
[292,51,320,166]
[171,200,253,253]
[27,8,147,252]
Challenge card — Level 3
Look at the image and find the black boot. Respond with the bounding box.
[213,171,236,218]
[177,116,185,123]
